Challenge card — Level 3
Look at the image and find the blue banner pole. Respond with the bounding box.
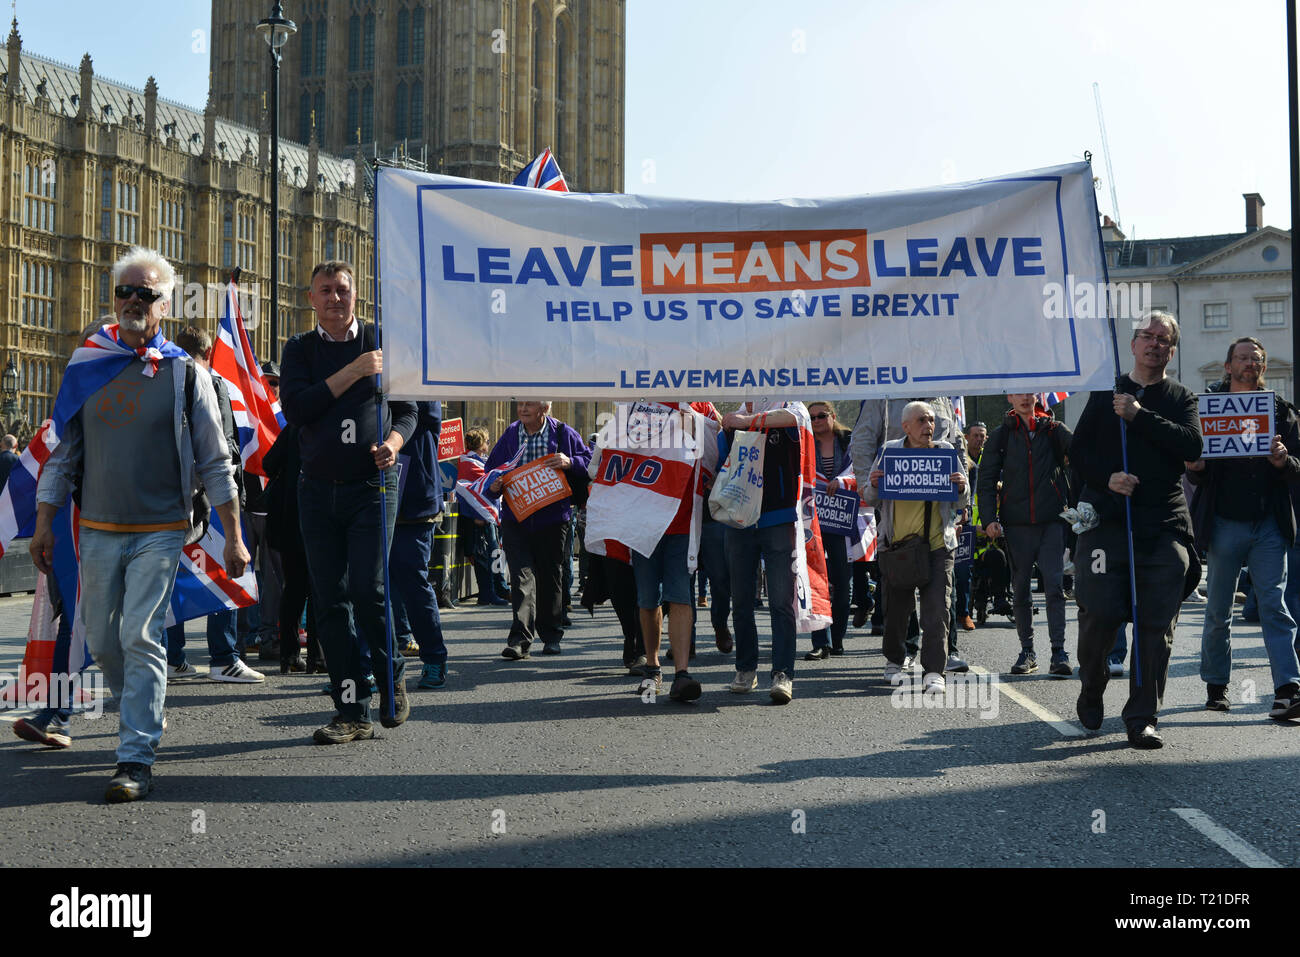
[372,162,397,720]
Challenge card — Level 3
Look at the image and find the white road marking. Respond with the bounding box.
[969,665,1084,737]
[1171,808,1282,868]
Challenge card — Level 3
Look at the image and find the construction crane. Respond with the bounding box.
[1093,81,1121,230]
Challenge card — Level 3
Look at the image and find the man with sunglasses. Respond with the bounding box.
[1070,312,1202,749]
[31,247,247,802]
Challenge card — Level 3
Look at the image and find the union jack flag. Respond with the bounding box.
[211,280,284,479]
[951,396,966,431]
[513,148,570,192]
[455,447,525,523]
[1036,391,1072,409]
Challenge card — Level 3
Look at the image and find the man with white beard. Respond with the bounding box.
[31,246,247,802]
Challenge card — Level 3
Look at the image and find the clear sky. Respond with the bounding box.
[9,0,1296,240]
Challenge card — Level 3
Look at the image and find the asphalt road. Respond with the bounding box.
[0,585,1296,869]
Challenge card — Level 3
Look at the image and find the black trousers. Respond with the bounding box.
[1075,523,1190,731]
[501,521,566,645]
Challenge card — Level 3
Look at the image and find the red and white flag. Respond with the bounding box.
[585,402,719,572]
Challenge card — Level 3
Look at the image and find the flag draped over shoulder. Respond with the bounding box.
[455,447,524,524]
[211,281,285,480]
[0,324,186,558]
[584,401,720,574]
[512,148,569,192]
[784,402,833,634]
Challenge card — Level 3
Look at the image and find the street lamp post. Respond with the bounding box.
[256,1,296,362]
[1,356,22,442]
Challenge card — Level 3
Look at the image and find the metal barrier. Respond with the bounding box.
[0,539,38,596]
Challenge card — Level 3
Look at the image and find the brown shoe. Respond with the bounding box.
[961,615,976,631]
[697,595,709,608]
[714,624,733,655]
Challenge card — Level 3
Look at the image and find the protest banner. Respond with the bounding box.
[438,418,465,460]
[814,485,861,536]
[502,460,572,521]
[956,527,975,566]
[375,162,1114,400]
[878,447,961,501]
[1198,391,1273,458]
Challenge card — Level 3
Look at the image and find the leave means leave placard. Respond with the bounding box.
[1198,391,1273,459]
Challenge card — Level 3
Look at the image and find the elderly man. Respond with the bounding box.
[280,261,418,745]
[1188,337,1300,720]
[0,434,19,490]
[1071,312,1202,749]
[31,246,246,802]
[864,401,969,694]
[485,401,590,659]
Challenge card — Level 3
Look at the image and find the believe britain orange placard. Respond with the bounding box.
[502,460,572,520]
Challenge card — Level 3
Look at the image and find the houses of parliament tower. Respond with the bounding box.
[210,0,625,193]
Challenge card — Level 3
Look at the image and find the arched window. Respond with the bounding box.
[299,92,311,143]
[363,13,375,70]
[300,21,313,75]
[348,14,361,71]
[316,20,327,76]
[314,92,326,139]
[395,82,408,139]
[347,88,359,144]
[361,86,374,144]
[396,7,409,66]
[410,82,423,138]
[412,7,424,63]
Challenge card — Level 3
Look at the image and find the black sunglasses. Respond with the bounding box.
[810,412,831,421]
[115,284,165,303]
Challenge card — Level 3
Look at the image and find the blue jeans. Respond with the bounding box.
[163,610,239,668]
[1200,515,1300,692]
[727,522,797,677]
[298,471,404,723]
[78,527,185,766]
[391,522,447,664]
[697,520,732,634]
[1287,541,1300,653]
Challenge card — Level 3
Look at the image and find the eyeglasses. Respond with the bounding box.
[115,284,164,303]
[810,413,831,421]
[1134,331,1174,347]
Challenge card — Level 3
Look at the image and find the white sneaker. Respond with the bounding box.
[902,654,917,672]
[210,659,266,683]
[769,672,793,704]
[923,672,946,694]
[946,653,969,673]
[167,661,200,681]
[1185,590,1207,603]
[884,662,905,685]
[728,669,758,693]
[1108,660,1124,677]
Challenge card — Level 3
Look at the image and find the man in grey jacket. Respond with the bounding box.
[30,247,246,803]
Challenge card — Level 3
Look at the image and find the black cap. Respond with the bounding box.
[261,361,280,379]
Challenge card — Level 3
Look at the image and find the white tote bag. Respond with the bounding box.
[708,430,765,529]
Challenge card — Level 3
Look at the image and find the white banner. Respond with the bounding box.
[376,162,1116,400]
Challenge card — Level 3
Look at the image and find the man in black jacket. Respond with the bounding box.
[280,261,418,745]
[1188,337,1300,720]
[977,395,1073,676]
[1071,312,1202,749]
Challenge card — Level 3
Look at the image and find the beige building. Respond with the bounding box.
[0,17,372,441]
[210,0,626,192]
